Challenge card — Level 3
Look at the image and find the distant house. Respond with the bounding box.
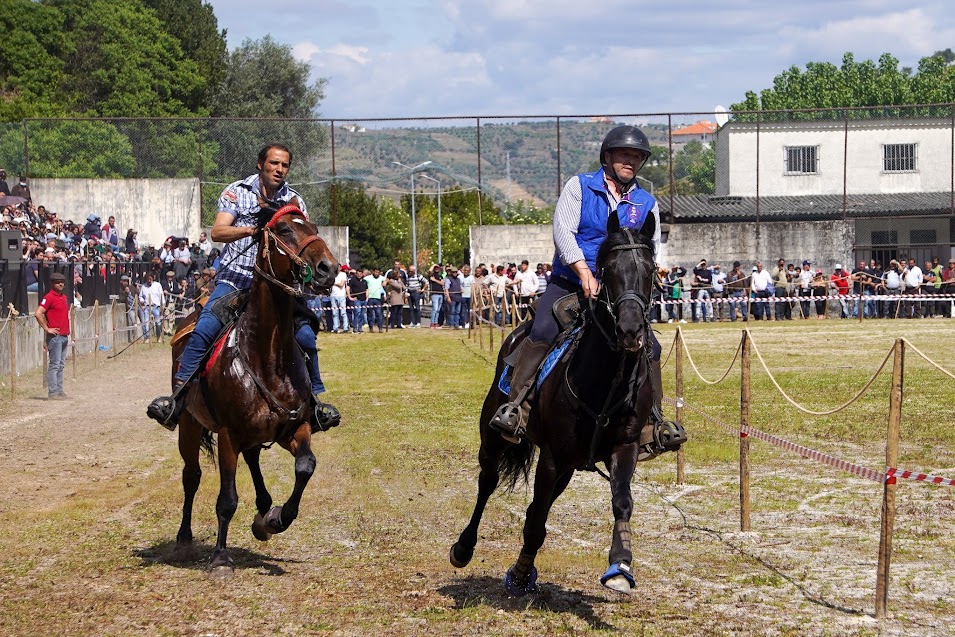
[671,120,717,146]
[340,124,366,133]
[658,115,955,270]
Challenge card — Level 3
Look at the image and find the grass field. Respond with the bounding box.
[0,318,953,636]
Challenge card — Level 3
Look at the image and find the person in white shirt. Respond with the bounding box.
[487,265,511,326]
[329,267,350,332]
[515,260,539,321]
[196,231,212,256]
[137,272,165,342]
[711,264,727,321]
[750,262,774,321]
[902,257,923,318]
[459,264,474,329]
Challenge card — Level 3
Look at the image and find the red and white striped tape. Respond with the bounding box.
[654,293,955,306]
[885,467,955,487]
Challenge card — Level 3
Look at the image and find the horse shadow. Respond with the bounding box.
[438,575,616,630]
[134,540,302,576]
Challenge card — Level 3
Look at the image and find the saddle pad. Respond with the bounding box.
[202,325,235,377]
[497,327,581,396]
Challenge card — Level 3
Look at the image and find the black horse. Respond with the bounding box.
[451,210,673,595]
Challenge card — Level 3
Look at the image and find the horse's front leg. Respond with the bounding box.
[210,429,240,574]
[263,424,316,534]
[600,441,640,594]
[244,446,276,541]
[176,414,203,549]
[505,451,574,596]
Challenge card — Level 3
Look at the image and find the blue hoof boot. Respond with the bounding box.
[600,561,635,594]
[503,565,538,596]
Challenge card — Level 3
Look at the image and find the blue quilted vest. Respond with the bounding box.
[551,169,656,284]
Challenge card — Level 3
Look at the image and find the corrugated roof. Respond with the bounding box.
[661,192,955,222]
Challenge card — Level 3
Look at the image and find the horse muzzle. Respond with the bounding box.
[309,259,337,292]
[616,327,645,353]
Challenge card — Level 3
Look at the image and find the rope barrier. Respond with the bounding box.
[746,329,895,416]
[681,334,742,385]
[900,338,955,380]
[662,396,887,483]
[885,467,955,487]
[658,331,676,370]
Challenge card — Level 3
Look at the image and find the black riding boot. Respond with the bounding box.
[146,379,189,432]
[638,358,688,461]
[488,340,551,442]
[312,394,341,433]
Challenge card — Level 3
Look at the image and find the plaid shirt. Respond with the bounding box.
[216,174,307,290]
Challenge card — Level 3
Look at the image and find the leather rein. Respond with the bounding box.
[253,204,322,297]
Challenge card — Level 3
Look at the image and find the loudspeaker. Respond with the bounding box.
[0,230,23,262]
[0,261,27,317]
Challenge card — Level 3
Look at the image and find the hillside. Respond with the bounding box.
[329,119,671,208]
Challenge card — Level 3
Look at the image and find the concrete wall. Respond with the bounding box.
[468,221,855,275]
[32,178,201,248]
[469,224,554,267]
[658,220,855,273]
[315,225,349,267]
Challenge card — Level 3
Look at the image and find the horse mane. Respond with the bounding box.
[596,227,654,268]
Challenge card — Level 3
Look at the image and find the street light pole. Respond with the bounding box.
[420,173,442,265]
[392,160,432,269]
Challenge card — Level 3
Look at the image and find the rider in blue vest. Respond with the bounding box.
[147,144,340,432]
[488,126,683,460]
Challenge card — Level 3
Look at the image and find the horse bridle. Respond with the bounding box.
[254,204,322,297]
[590,228,653,350]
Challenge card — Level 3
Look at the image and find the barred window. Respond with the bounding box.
[871,230,898,246]
[883,143,917,172]
[785,146,818,174]
[910,228,937,245]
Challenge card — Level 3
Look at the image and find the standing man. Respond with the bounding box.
[364,267,386,333]
[405,264,426,327]
[460,264,474,329]
[147,144,339,431]
[138,271,164,342]
[35,272,71,399]
[711,263,726,321]
[329,264,350,333]
[750,262,774,320]
[488,125,684,461]
[444,265,463,329]
[902,258,923,319]
[347,266,368,333]
[514,260,539,322]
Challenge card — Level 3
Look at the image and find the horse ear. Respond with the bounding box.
[606,208,621,235]
[290,196,301,211]
[640,209,656,242]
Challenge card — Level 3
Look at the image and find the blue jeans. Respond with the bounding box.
[367,299,383,330]
[730,290,747,321]
[695,289,711,321]
[294,323,325,394]
[460,297,471,326]
[140,305,161,339]
[330,295,348,331]
[430,293,443,325]
[350,299,366,332]
[448,299,462,327]
[46,334,68,395]
[175,282,235,383]
[408,291,422,325]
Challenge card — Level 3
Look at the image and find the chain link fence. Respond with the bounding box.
[3,105,954,260]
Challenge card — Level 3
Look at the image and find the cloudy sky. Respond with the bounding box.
[207,0,955,120]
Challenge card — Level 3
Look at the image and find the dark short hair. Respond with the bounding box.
[258,143,293,165]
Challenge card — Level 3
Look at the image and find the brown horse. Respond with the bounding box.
[171,204,338,572]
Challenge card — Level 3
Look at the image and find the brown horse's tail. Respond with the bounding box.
[498,438,536,492]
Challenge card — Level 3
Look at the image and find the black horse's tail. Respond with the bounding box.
[199,429,216,465]
[498,437,536,492]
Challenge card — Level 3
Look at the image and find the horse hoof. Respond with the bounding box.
[251,512,272,542]
[264,506,286,534]
[209,549,235,576]
[600,561,635,594]
[449,542,473,568]
[503,565,538,596]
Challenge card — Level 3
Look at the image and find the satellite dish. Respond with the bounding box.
[714,105,729,127]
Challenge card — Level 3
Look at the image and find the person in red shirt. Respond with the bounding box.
[35,272,71,399]
[829,264,851,319]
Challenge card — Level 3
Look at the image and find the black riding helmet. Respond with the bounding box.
[600,125,651,185]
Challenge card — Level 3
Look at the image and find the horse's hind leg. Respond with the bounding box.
[210,429,240,573]
[450,430,509,568]
[505,454,574,596]
[176,414,202,548]
[266,426,316,534]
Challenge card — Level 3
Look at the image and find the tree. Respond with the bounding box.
[142,0,228,112]
[0,1,67,120]
[332,182,409,268]
[731,51,955,119]
[52,0,205,117]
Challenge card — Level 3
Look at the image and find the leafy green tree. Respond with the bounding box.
[0,1,67,120]
[143,0,228,112]
[52,0,205,117]
[16,120,136,177]
[332,182,409,269]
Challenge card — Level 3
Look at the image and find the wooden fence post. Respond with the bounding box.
[478,295,484,350]
[875,339,904,619]
[93,301,100,366]
[740,329,751,532]
[8,318,16,400]
[675,328,685,485]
